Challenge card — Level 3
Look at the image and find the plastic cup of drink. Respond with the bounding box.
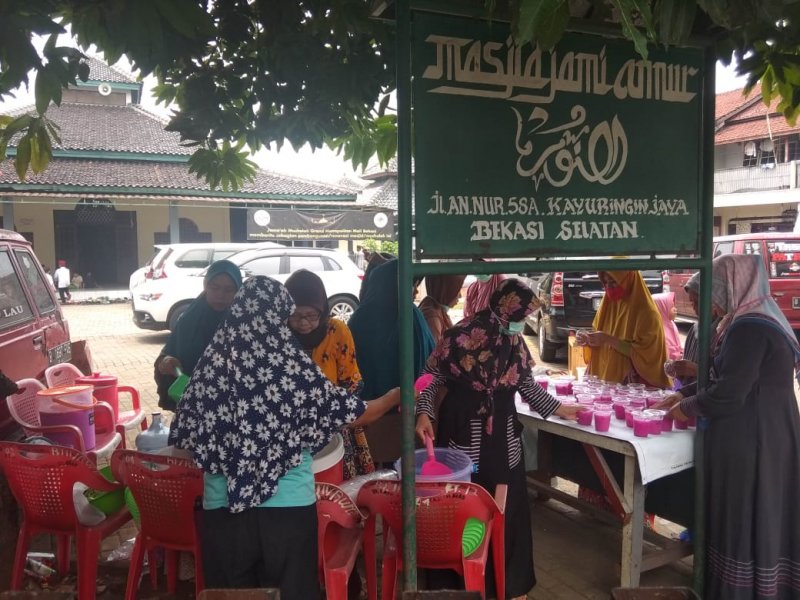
[643,409,665,435]
[624,406,635,428]
[576,408,594,426]
[553,377,574,396]
[535,375,549,391]
[626,382,646,393]
[674,418,689,430]
[662,413,674,432]
[575,393,596,406]
[631,410,649,437]
[612,399,629,420]
[594,409,612,432]
[687,415,697,428]
[629,398,646,410]
[645,392,664,408]
[598,387,613,403]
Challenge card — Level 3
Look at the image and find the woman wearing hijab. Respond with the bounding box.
[463,272,505,318]
[348,259,435,464]
[579,270,671,388]
[415,279,580,599]
[661,255,800,599]
[285,269,374,479]
[418,274,467,343]
[155,260,242,410]
[652,292,683,361]
[170,276,401,598]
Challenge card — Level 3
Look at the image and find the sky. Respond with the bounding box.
[2,45,750,183]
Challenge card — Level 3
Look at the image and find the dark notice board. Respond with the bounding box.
[412,12,705,259]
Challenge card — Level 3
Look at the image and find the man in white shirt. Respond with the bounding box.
[54,260,71,302]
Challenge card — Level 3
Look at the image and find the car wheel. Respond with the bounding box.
[328,295,358,323]
[537,320,558,362]
[168,303,190,331]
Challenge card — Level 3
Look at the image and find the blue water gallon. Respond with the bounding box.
[135,413,170,453]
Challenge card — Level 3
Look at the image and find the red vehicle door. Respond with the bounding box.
[763,238,800,330]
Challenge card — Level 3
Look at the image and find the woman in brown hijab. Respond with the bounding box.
[418,274,467,343]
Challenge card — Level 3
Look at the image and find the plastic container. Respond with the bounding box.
[395,447,472,483]
[338,469,398,502]
[552,376,575,396]
[632,410,649,438]
[643,409,666,436]
[37,385,96,450]
[168,368,190,405]
[612,400,629,420]
[674,418,689,430]
[576,408,594,426]
[594,409,612,432]
[84,466,124,515]
[312,433,344,484]
[135,413,170,453]
[74,372,118,421]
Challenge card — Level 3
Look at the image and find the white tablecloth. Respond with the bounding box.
[515,398,695,485]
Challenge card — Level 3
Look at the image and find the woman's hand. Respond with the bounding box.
[671,359,698,379]
[584,331,612,348]
[553,402,581,421]
[652,392,683,411]
[670,403,689,422]
[157,355,182,377]
[349,387,401,428]
[416,413,435,443]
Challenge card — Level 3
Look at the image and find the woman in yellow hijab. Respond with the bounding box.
[580,270,671,388]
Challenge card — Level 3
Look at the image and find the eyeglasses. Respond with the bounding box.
[290,311,321,325]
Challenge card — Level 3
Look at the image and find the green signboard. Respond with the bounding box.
[412,12,705,258]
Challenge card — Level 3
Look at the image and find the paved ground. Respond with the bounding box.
[60,301,694,599]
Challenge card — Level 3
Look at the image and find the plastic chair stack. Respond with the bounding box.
[6,378,120,463]
[315,482,366,600]
[111,449,205,600]
[357,480,507,600]
[0,442,131,600]
[45,363,147,447]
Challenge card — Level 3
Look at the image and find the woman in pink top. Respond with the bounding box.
[652,292,683,360]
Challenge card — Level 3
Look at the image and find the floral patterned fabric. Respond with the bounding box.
[170,276,367,513]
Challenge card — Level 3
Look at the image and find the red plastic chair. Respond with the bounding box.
[357,480,507,600]
[6,378,121,464]
[111,449,205,600]
[315,482,365,600]
[0,441,131,600]
[44,363,147,447]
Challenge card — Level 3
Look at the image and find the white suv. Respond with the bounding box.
[132,247,364,331]
[129,242,285,292]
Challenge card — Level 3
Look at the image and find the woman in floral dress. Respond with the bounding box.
[415,278,579,599]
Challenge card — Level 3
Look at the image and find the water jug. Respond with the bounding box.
[135,412,170,453]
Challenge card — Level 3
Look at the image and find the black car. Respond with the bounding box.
[524,270,664,361]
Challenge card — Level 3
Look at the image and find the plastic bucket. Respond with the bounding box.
[312,433,344,484]
[75,372,119,421]
[395,447,473,483]
[37,385,96,450]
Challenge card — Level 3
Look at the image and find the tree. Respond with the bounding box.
[1,0,799,188]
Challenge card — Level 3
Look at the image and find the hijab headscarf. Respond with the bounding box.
[652,292,683,360]
[418,274,467,342]
[685,271,700,296]
[348,259,435,399]
[164,259,243,374]
[464,274,505,318]
[590,270,670,387]
[710,255,800,373]
[284,269,329,351]
[170,276,366,513]
[358,252,394,301]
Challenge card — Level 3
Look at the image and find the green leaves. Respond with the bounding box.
[0,115,60,180]
[187,141,258,191]
[655,0,697,46]
[609,0,656,60]
[328,114,397,172]
[515,0,570,50]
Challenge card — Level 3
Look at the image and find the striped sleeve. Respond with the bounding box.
[518,373,561,419]
[415,374,445,420]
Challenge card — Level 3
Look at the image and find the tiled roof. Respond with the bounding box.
[7,102,193,156]
[83,56,138,84]
[715,83,798,145]
[0,158,357,199]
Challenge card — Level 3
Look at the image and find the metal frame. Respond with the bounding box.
[394,0,715,592]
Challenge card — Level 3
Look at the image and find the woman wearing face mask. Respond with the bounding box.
[463,270,505,318]
[416,278,580,599]
[418,274,467,343]
[578,270,671,388]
